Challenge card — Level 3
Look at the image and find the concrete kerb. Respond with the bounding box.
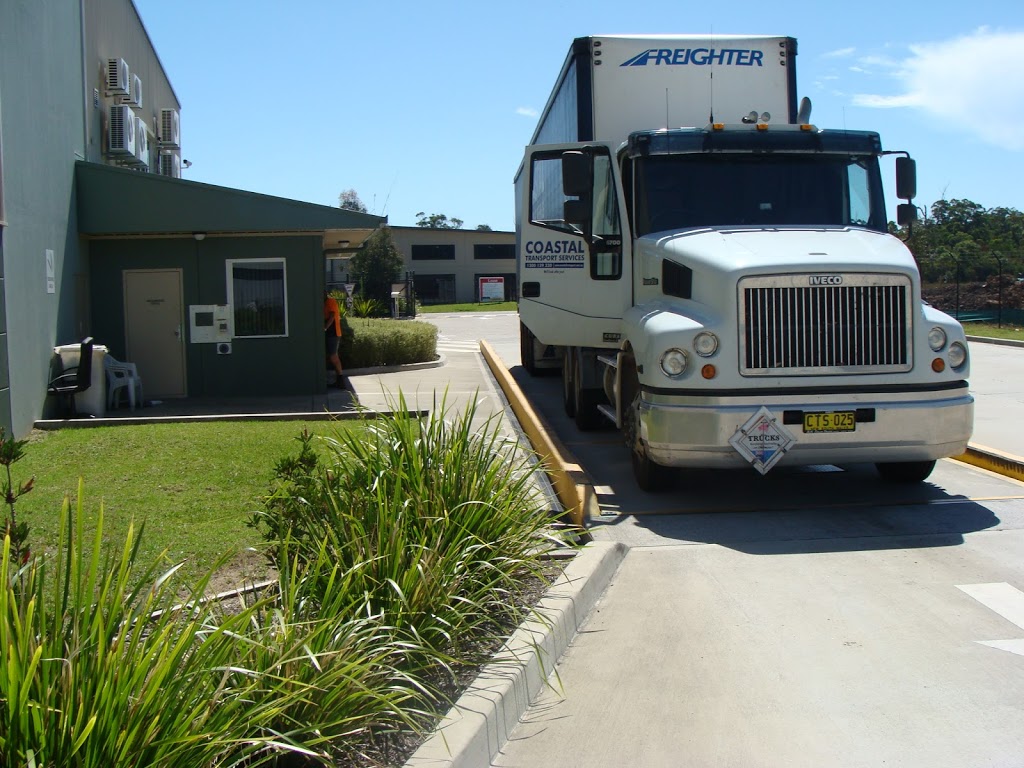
[478,340,600,529]
[404,540,628,768]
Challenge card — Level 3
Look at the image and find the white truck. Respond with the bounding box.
[515,35,974,489]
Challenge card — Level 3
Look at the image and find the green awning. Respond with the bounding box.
[75,161,384,236]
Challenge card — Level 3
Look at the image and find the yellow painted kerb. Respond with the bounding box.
[479,340,599,528]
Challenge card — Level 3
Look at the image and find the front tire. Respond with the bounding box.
[875,460,936,483]
[621,357,672,491]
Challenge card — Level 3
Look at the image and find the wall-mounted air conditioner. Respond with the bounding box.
[159,108,180,148]
[159,150,181,179]
[108,104,136,156]
[121,73,143,108]
[132,117,149,167]
[106,58,130,96]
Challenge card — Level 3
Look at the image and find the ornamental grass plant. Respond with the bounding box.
[250,392,569,661]
[0,488,433,768]
[2,391,571,766]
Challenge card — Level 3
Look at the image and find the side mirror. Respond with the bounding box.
[895,156,917,201]
[563,198,590,226]
[897,203,918,226]
[562,150,591,198]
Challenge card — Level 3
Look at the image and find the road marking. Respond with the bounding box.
[957,582,1024,657]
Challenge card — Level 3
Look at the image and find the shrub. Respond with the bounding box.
[249,393,570,659]
[0,486,434,767]
[341,318,437,368]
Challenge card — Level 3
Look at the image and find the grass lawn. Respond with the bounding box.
[417,301,517,313]
[962,322,1024,341]
[16,419,362,587]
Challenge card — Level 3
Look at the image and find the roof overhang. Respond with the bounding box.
[75,162,385,243]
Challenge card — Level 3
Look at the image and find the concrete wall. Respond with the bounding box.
[0,0,87,436]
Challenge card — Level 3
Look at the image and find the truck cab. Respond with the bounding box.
[518,122,973,488]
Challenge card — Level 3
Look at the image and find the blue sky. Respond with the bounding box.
[134,0,1024,231]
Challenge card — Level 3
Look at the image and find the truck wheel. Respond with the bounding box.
[573,352,602,431]
[562,349,576,418]
[520,321,537,376]
[875,460,937,483]
[621,362,672,491]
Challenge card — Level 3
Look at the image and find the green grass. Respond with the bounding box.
[961,322,1024,341]
[417,301,517,313]
[18,420,360,585]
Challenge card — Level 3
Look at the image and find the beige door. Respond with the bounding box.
[123,269,186,398]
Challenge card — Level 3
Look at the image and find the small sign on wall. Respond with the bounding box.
[478,276,505,303]
[45,249,55,294]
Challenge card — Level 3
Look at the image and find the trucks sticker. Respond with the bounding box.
[728,406,795,475]
[524,240,586,269]
[621,48,765,67]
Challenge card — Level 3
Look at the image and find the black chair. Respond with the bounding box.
[47,337,94,418]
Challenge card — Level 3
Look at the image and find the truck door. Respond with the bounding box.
[518,143,631,348]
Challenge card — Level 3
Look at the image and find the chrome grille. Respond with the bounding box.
[739,274,912,375]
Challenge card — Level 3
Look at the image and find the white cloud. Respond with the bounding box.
[823,46,856,59]
[516,106,538,118]
[853,28,1024,150]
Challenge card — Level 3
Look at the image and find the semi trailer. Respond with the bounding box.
[515,35,973,489]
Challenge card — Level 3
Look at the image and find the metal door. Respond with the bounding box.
[123,269,186,398]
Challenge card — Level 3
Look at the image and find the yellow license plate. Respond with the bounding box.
[803,411,856,433]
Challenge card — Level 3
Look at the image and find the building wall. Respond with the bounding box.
[0,0,183,436]
[83,0,180,169]
[88,234,326,399]
[386,227,517,305]
[0,0,88,437]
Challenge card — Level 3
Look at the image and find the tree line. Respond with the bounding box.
[896,199,1024,285]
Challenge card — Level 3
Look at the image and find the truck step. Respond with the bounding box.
[597,355,618,369]
[596,404,618,426]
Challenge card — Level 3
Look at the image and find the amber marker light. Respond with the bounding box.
[931,358,946,373]
[701,364,717,379]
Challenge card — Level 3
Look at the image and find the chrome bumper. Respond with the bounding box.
[640,387,974,469]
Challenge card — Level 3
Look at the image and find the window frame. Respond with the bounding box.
[226,257,289,339]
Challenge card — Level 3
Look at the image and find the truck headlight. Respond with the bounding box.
[660,348,688,377]
[928,327,947,352]
[948,341,967,369]
[693,332,719,357]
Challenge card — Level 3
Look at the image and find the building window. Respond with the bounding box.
[411,244,455,260]
[414,274,456,304]
[473,243,515,260]
[227,258,288,337]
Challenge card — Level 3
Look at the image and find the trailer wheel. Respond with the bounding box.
[562,348,576,418]
[875,460,936,483]
[520,321,537,376]
[621,359,671,491]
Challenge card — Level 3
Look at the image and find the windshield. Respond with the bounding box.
[632,153,886,236]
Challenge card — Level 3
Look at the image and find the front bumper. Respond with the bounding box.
[640,385,974,469]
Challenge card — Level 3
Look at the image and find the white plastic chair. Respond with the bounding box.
[105,356,143,411]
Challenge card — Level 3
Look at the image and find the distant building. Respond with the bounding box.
[327,226,517,305]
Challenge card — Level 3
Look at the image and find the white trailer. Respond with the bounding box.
[516,35,973,489]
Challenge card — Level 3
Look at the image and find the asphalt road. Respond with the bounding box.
[420,311,1024,768]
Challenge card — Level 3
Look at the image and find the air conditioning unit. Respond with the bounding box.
[133,117,149,167]
[106,58,130,96]
[121,73,142,108]
[159,108,180,148]
[159,150,181,179]
[108,104,136,156]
